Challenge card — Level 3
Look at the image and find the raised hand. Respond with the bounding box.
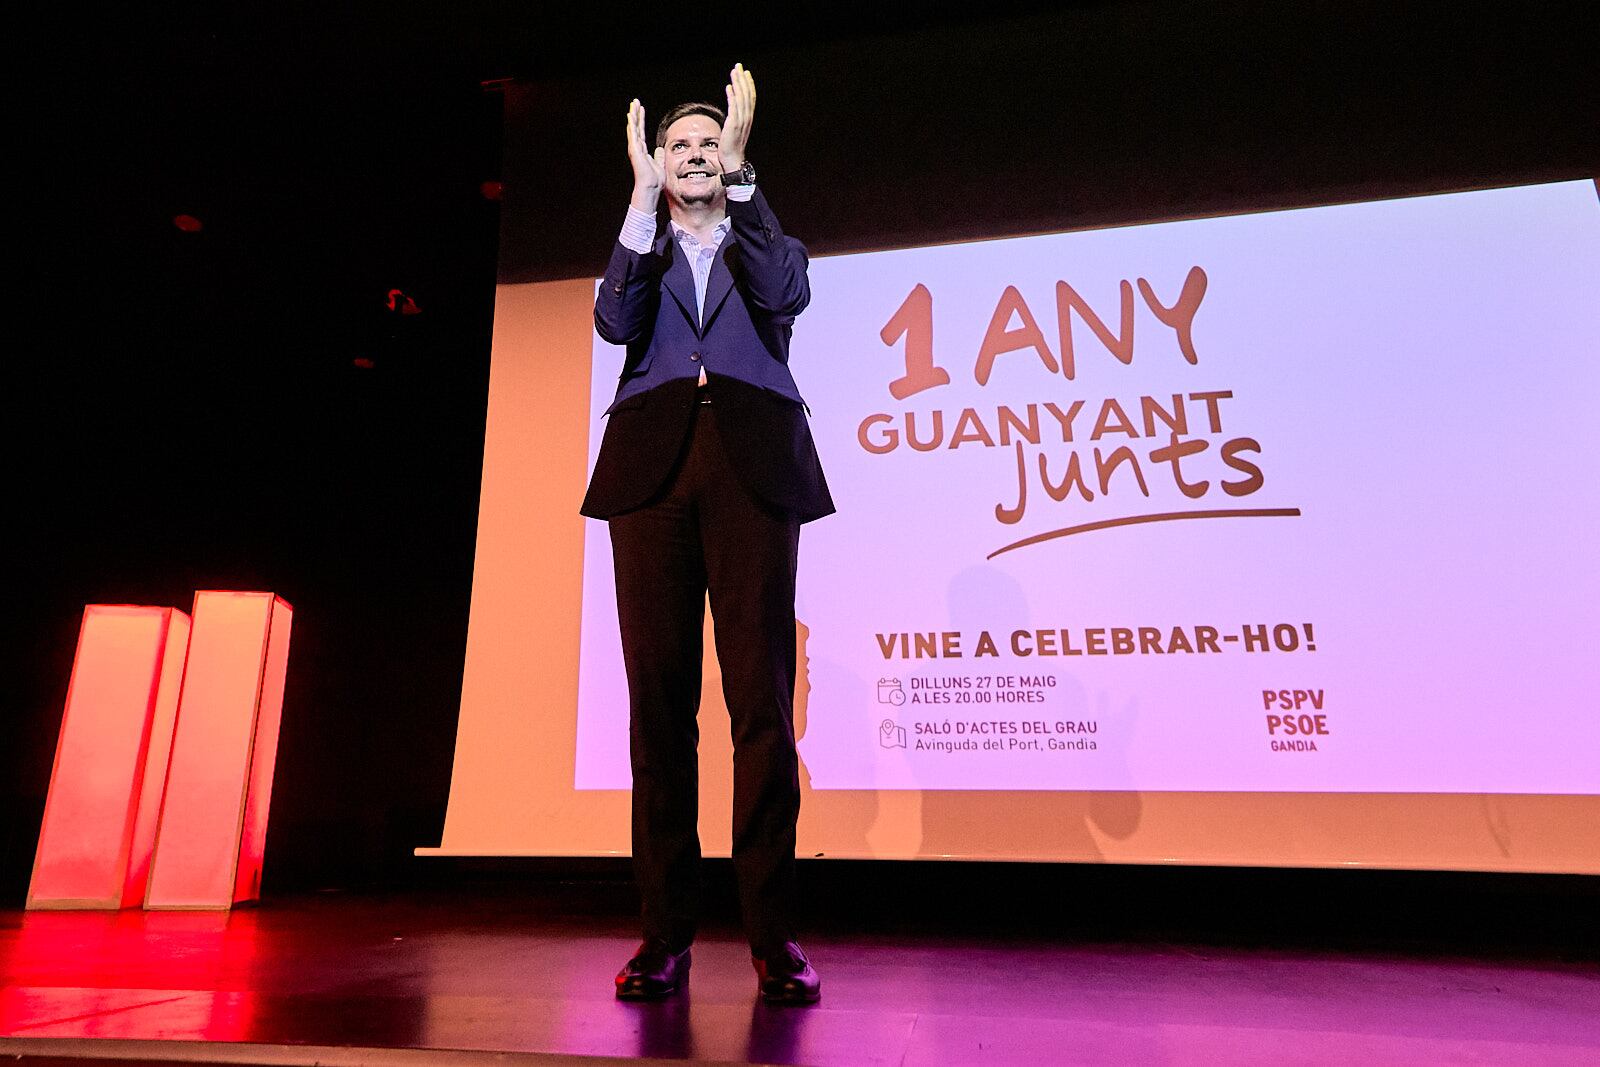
[718,63,755,170]
[626,98,666,211]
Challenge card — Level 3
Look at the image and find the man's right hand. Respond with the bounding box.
[627,99,665,212]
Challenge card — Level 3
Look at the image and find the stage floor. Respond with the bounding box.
[1,887,1596,1066]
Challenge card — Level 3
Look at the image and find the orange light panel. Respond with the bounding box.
[28,606,190,910]
[145,592,293,910]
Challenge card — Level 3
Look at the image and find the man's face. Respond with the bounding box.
[661,114,724,210]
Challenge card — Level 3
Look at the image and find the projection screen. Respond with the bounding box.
[420,178,1600,873]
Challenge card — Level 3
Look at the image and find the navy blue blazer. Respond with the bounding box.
[596,189,809,409]
[581,190,834,523]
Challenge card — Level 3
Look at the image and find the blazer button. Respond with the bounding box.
[689,351,701,361]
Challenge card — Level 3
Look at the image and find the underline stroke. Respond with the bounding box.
[987,507,1303,560]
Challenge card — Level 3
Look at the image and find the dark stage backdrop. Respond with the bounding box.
[7,1,1596,901]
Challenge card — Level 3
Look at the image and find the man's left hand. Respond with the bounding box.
[719,62,755,171]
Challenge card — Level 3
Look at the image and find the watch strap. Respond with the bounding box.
[720,161,756,187]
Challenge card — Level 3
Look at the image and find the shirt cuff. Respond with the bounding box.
[726,183,756,203]
[618,205,657,254]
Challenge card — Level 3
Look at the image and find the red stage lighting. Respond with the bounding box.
[385,289,421,315]
[28,607,190,910]
[145,592,293,910]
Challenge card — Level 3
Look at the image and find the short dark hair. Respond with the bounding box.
[655,102,726,149]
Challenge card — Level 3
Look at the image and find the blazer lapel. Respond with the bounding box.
[658,232,702,335]
[700,238,738,334]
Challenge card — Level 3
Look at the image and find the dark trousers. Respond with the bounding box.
[608,398,802,955]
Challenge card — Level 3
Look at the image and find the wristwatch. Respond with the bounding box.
[720,161,757,187]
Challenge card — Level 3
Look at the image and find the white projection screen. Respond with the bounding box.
[420,179,1600,873]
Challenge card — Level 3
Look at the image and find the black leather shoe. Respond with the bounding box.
[615,939,691,1000]
[752,941,820,1004]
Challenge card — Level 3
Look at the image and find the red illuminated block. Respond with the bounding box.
[145,591,293,910]
[28,606,190,910]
